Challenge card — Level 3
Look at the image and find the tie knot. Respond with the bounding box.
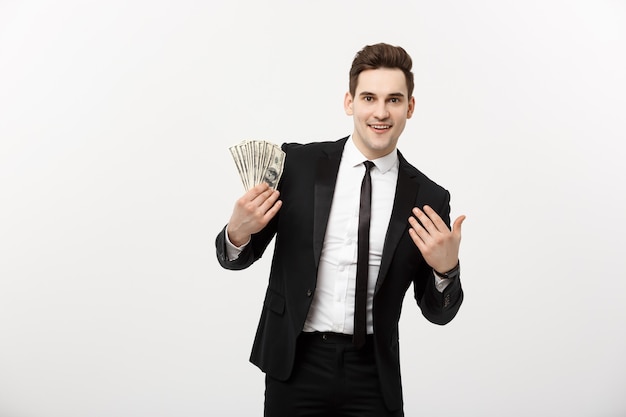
[363,160,375,171]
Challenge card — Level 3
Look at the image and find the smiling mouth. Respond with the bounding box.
[369,124,391,131]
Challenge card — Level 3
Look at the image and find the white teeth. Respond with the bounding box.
[371,125,390,130]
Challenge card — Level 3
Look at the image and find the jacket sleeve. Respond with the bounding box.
[418,271,464,325]
[215,213,279,271]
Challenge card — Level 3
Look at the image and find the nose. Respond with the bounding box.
[373,101,389,120]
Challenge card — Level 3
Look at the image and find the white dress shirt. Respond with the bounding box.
[225,137,450,335]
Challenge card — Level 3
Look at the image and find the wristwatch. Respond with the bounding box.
[434,261,460,280]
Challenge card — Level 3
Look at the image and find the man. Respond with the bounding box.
[216,43,465,416]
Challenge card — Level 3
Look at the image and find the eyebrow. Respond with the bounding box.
[359,91,406,98]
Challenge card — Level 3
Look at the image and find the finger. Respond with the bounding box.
[408,216,431,245]
[408,226,427,251]
[412,207,438,234]
[258,190,281,213]
[247,182,270,201]
[251,187,277,207]
[422,205,450,233]
[263,199,282,221]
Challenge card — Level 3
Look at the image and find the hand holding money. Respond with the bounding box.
[227,182,282,246]
[229,140,285,190]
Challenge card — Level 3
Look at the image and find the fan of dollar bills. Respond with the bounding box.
[229,140,286,190]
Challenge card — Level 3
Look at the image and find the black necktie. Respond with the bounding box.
[354,160,374,348]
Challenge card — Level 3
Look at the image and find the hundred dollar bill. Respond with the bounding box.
[229,140,285,190]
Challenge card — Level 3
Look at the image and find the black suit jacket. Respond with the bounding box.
[216,137,463,411]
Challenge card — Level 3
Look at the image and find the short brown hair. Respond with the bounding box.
[349,43,414,98]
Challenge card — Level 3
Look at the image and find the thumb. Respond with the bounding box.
[452,215,466,236]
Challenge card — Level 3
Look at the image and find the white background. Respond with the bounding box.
[1,1,625,416]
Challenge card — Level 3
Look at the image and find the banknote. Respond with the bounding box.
[229,140,285,190]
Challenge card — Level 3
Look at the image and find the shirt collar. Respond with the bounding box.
[345,135,398,174]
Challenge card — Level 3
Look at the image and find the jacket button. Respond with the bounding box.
[306,289,313,297]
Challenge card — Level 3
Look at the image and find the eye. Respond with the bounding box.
[364,96,374,102]
[389,97,400,103]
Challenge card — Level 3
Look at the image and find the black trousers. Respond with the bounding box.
[264,332,403,417]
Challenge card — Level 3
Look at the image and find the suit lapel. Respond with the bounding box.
[375,153,419,293]
[313,139,346,267]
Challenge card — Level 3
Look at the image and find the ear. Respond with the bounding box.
[344,92,354,115]
[406,96,415,119]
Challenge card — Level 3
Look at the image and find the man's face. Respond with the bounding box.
[344,68,415,160]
